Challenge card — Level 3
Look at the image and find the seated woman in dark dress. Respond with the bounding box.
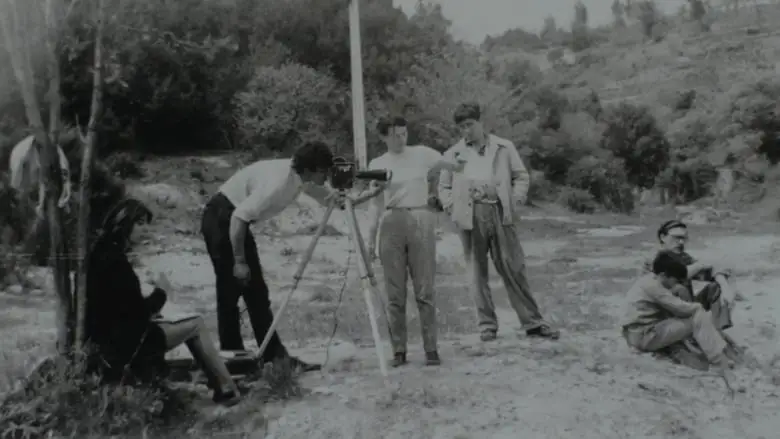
[85,198,241,406]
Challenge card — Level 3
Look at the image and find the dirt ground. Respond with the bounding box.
[1,157,779,438]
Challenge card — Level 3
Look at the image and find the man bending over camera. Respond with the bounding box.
[200,142,342,372]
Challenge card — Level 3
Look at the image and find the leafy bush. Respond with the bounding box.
[600,102,670,189]
[558,187,597,213]
[566,155,635,213]
[233,63,349,158]
[386,44,505,150]
[660,116,718,203]
[526,129,580,184]
[572,90,603,120]
[59,0,254,154]
[105,152,146,180]
[727,77,780,164]
[673,90,697,112]
[527,169,558,202]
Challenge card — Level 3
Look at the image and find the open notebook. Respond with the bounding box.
[151,313,200,324]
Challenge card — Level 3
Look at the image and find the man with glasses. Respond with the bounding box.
[643,220,743,366]
[622,251,738,392]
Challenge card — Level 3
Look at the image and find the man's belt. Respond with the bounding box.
[386,206,429,211]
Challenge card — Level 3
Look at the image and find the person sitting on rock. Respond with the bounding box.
[622,250,738,391]
[642,219,742,364]
[84,198,241,406]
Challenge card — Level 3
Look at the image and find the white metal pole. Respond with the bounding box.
[348,0,388,382]
[349,0,368,170]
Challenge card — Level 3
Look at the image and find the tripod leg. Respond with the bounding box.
[255,198,338,362]
[344,198,389,380]
[344,200,377,283]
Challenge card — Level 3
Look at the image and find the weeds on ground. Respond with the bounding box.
[0,355,200,439]
[259,357,304,401]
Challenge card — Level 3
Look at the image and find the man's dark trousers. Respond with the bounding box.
[200,192,288,362]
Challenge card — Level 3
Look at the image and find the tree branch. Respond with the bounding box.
[2,0,74,354]
[74,0,104,351]
[45,0,62,145]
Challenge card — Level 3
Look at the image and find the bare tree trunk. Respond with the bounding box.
[1,0,73,353]
[74,0,104,352]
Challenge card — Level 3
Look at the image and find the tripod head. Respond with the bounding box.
[330,156,392,191]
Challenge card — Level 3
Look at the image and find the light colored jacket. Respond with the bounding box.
[437,134,530,230]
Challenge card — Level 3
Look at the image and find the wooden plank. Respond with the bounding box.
[166,350,260,378]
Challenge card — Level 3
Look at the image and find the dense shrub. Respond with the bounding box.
[526,129,580,184]
[572,90,603,120]
[234,63,349,158]
[386,44,505,151]
[601,102,670,189]
[527,169,558,202]
[558,187,597,213]
[566,155,635,213]
[660,116,718,203]
[104,152,146,180]
[58,0,255,154]
[727,77,780,164]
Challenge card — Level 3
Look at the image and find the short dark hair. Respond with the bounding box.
[657,219,687,242]
[376,116,407,136]
[453,102,481,125]
[651,250,688,281]
[292,141,334,174]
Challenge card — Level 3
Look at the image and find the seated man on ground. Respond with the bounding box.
[84,198,241,407]
[622,251,738,388]
[643,220,742,363]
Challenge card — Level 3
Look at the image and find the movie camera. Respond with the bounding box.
[329,156,392,190]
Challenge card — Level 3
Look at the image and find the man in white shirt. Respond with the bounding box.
[200,141,340,372]
[438,102,560,342]
[366,116,465,367]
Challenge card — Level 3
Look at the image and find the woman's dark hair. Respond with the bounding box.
[652,250,688,281]
[376,116,407,136]
[291,141,334,175]
[95,198,153,248]
[657,219,686,242]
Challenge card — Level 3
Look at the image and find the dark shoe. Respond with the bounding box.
[212,389,241,407]
[288,356,321,373]
[425,351,441,366]
[526,324,560,340]
[665,343,710,371]
[391,352,407,368]
[480,330,497,342]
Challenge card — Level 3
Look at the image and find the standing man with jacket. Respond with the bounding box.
[438,102,560,342]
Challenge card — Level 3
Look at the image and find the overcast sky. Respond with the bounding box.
[394,0,686,44]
